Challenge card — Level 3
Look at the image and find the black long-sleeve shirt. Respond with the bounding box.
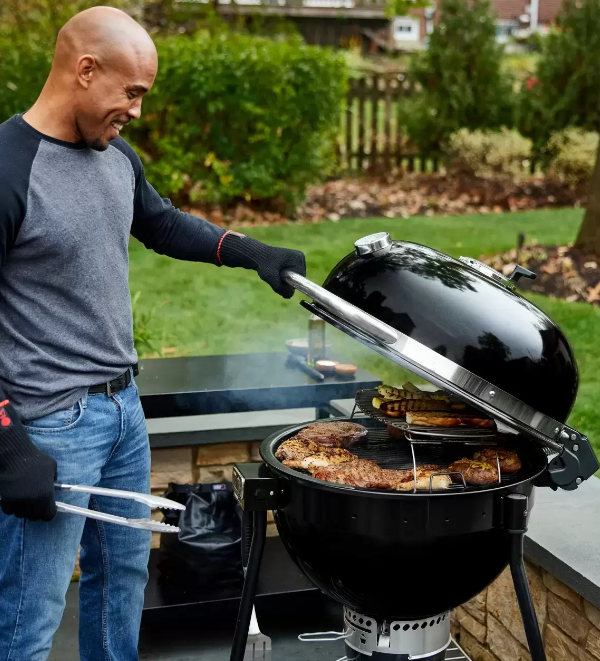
[0,114,228,420]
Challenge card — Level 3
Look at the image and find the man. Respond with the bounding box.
[0,6,305,661]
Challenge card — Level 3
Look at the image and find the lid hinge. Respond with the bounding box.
[535,427,599,490]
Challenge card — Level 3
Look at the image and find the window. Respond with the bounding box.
[393,17,421,42]
[495,20,518,43]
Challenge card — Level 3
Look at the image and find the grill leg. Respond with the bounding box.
[506,494,547,661]
[230,510,268,661]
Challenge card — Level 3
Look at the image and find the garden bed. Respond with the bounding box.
[184,174,586,228]
[482,244,600,305]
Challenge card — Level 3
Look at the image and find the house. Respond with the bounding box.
[392,0,564,49]
[492,0,562,42]
[198,0,564,50]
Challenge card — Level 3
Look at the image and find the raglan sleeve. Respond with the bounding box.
[115,139,226,264]
[116,139,306,297]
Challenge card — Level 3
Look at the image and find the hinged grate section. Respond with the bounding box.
[354,390,497,443]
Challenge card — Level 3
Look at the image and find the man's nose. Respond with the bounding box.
[128,103,142,120]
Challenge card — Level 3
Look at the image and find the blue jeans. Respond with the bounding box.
[0,379,151,661]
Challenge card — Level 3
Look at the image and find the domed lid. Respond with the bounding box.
[283,234,598,487]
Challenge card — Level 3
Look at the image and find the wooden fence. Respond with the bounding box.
[339,74,441,174]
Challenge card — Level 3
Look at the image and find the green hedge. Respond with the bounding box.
[0,32,52,119]
[128,32,347,208]
[0,30,347,209]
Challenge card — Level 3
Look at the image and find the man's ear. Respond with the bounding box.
[76,55,96,90]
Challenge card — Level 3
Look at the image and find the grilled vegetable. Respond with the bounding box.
[380,398,450,418]
[377,385,405,399]
[402,381,422,394]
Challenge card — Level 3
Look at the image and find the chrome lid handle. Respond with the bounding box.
[355,232,392,257]
[282,270,399,346]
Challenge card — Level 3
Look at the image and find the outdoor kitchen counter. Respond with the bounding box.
[526,476,600,609]
[136,353,381,422]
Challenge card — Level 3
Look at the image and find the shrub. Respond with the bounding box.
[127,32,347,209]
[547,129,599,188]
[445,128,532,178]
[0,31,52,121]
[405,0,515,155]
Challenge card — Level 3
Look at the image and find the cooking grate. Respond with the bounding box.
[273,420,531,494]
[349,426,521,491]
[353,390,497,442]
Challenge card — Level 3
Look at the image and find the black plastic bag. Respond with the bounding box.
[158,482,243,588]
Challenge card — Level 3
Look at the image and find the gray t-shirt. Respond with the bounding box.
[0,114,226,421]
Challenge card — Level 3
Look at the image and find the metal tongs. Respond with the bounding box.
[54,483,185,533]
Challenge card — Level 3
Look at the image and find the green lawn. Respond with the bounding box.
[129,207,600,454]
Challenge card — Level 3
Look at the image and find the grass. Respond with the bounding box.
[129,207,600,455]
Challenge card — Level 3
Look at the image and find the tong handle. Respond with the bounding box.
[282,270,398,346]
[54,483,185,511]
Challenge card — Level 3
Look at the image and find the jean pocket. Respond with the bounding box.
[23,398,86,434]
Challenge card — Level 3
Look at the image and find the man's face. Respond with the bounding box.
[75,50,157,151]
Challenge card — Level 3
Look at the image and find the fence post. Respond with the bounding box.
[357,77,367,172]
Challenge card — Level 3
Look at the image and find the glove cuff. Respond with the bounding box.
[0,401,41,475]
[217,232,269,271]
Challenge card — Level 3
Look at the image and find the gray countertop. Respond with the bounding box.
[526,476,600,607]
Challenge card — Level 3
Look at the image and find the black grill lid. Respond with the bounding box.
[283,233,599,489]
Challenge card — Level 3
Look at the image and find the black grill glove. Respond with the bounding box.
[0,401,57,522]
[218,232,306,299]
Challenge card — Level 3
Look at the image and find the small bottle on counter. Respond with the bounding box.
[307,314,326,366]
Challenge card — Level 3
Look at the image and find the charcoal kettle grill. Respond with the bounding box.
[229,233,599,661]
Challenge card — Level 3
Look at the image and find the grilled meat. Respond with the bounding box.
[312,460,413,490]
[300,449,357,470]
[296,421,368,448]
[406,411,494,428]
[395,465,452,491]
[386,424,405,439]
[447,458,499,485]
[275,438,324,464]
[312,461,451,491]
[473,448,521,474]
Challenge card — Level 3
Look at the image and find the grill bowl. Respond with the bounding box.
[261,418,548,620]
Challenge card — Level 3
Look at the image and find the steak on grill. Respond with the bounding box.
[312,460,412,489]
[396,466,452,491]
[275,438,324,464]
[275,438,358,469]
[448,458,499,485]
[473,448,521,474]
[300,449,357,470]
[295,421,368,448]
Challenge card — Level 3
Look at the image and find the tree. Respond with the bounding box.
[516,0,600,254]
[405,0,514,155]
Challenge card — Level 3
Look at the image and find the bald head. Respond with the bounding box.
[28,6,158,151]
[55,7,156,75]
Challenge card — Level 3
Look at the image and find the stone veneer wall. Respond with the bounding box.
[451,560,600,661]
[149,442,277,550]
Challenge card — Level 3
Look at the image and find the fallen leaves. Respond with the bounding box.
[482,244,600,306]
[181,173,587,228]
